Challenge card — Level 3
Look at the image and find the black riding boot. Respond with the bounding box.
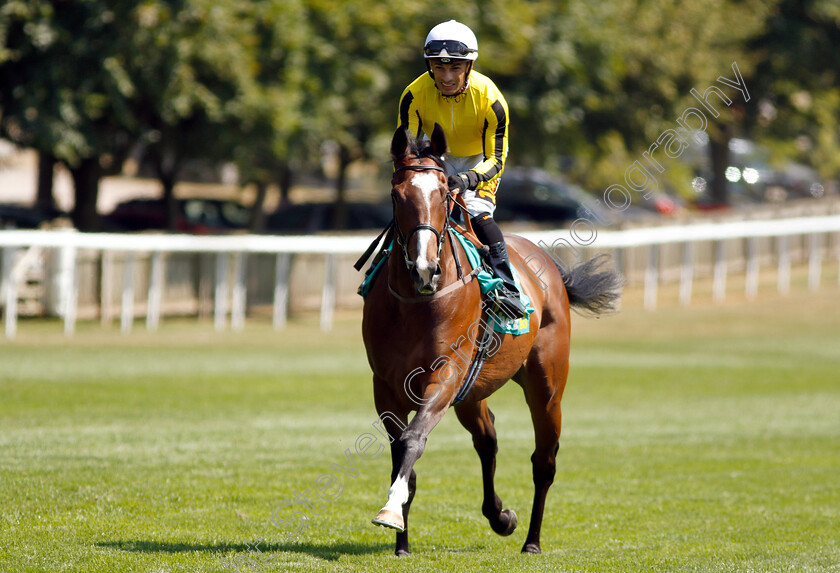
[486,241,528,319]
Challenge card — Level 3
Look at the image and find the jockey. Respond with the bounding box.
[397,20,527,318]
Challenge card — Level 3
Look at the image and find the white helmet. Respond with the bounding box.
[423,20,478,62]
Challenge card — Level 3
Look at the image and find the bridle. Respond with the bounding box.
[352,152,477,303]
[391,161,453,273]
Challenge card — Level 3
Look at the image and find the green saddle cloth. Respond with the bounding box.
[357,227,534,335]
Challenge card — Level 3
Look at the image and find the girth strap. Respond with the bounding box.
[453,310,497,403]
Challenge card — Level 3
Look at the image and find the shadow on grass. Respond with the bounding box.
[97,539,394,561]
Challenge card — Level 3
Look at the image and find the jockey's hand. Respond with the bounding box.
[447,171,478,194]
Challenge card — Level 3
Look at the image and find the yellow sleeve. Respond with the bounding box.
[472,96,509,185]
[398,86,422,140]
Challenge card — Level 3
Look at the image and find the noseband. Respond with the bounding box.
[391,162,452,271]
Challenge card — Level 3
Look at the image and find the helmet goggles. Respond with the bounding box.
[424,39,476,59]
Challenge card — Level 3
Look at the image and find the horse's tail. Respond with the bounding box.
[557,253,624,317]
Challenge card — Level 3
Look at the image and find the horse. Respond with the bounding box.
[360,124,622,556]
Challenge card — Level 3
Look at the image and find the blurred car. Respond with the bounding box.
[494,167,628,226]
[684,137,828,208]
[103,197,251,233]
[0,203,68,229]
[264,201,393,234]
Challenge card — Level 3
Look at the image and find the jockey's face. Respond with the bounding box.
[430,60,468,96]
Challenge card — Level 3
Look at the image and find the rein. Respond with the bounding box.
[387,264,480,304]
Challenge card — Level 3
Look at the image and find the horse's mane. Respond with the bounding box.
[406,132,428,156]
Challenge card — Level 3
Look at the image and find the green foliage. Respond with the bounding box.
[1,0,837,217]
[746,0,840,180]
[0,1,142,166]
[508,0,771,196]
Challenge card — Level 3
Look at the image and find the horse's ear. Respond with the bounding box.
[429,123,448,157]
[391,127,410,159]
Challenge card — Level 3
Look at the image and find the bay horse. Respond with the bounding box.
[361,124,622,555]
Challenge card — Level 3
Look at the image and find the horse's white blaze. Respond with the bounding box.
[411,172,439,284]
[413,171,438,206]
[382,475,410,514]
[414,229,435,283]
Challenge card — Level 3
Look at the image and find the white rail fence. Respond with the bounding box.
[1,214,839,338]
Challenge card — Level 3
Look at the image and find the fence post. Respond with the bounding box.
[146,251,164,331]
[198,253,214,320]
[745,236,759,299]
[214,253,230,331]
[712,240,727,303]
[808,233,821,291]
[63,245,78,336]
[121,252,135,334]
[643,244,658,311]
[3,247,17,339]
[231,252,247,331]
[0,247,12,307]
[273,253,291,331]
[679,241,694,307]
[777,235,790,294]
[321,254,336,331]
[101,250,115,325]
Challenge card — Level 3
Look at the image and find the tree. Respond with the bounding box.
[0,1,267,231]
[745,0,840,183]
[129,1,267,231]
[229,0,308,232]
[509,0,768,206]
[0,1,143,230]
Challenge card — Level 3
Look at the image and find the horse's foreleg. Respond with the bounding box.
[372,400,450,539]
[387,437,416,556]
[372,383,417,555]
[454,399,517,536]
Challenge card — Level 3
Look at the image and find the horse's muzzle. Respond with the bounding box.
[411,263,441,295]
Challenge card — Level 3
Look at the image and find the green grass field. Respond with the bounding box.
[1,285,839,572]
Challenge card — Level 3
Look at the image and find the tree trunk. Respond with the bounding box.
[152,150,180,232]
[70,157,102,231]
[332,147,352,230]
[709,133,730,206]
[249,181,268,233]
[161,173,177,232]
[277,163,293,209]
[36,152,57,212]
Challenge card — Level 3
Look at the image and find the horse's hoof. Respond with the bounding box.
[395,548,411,557]
[372,509,405,532]
[521,542,542,554]
[491,509,518,536]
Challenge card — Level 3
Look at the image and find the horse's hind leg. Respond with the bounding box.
[454,399,518,536]
[517,355,568,554]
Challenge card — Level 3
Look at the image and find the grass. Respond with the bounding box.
[1,284,838,572]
